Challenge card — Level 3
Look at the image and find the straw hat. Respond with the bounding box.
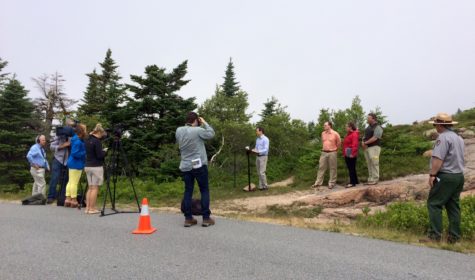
[428,113,458,125]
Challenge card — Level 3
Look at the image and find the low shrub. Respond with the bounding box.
[357,196,475,240]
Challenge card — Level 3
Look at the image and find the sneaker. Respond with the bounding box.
[184,218,198,227]
[328,184,335,189]
[46,198,55,204]
[202,217,215,227]
[346,184,355,188]
[365,181,378,185]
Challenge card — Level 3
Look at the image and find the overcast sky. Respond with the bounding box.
[1,0,474,124]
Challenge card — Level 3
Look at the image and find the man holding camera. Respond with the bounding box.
[46,135,70,204]
[176,112,215,227]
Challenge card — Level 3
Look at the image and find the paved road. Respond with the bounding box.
[0,202,474,280]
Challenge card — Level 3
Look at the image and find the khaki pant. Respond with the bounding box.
[256,156,268,189]
[30,167,46,196]
[364,146,381,183]
[315,151,337,186]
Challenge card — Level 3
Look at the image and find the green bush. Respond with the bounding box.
[357,196,475,240]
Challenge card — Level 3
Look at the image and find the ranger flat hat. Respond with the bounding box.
[428,112,458,125]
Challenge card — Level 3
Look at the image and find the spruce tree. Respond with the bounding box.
[0,57,9,88]
[78,49,126,125]
[78,69,101,116]
[0,78,35,189]
[125,61,196,173]
[222,58,240,97]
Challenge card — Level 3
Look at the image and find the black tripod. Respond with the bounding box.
[245,144,256,192]
[100,135,141,216]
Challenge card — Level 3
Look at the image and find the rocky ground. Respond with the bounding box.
[213,138,475,224]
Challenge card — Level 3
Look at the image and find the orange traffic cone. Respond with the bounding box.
[132,198,157,234]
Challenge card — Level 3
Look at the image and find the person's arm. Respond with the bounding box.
[428,157,443,188]
[198,118,215,140]
[71,140,86,159]
[335,132,341,151]
[26,146,40,168]
[351,133,359,157]
[364,126,383,146]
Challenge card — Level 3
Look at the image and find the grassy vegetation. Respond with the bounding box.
[356,196,475,240]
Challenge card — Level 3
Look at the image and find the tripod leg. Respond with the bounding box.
[119,141,141,212]
[247,152,252,191]
[79,172,88,210]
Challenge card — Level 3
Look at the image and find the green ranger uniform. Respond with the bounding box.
[428,129,465,241]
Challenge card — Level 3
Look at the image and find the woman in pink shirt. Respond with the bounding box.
[342,122,359,187]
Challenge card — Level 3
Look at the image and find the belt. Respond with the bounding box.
[322,150,337,153]
[257,154,268,157]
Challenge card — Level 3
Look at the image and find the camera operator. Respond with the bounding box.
[84,124,107,214]
[46,120,74,204]
[176,112,215,227]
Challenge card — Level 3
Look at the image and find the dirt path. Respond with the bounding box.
[214,139,475,223]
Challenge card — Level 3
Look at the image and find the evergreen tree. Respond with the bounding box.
[0,78,35,189]
[260,96,287,120]
[258,97,308,158]
[0,57,9,88]
[78,49,126,126]
[346,95,366,131]
[370,106,388,127]
[222,58,240,97]
[125,61,196,176]
[199,86,250,123]
[78,69,101,116]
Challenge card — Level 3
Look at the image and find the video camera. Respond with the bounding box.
[105,123,126,138]
[55,119,80,138]
[55,126,75,138]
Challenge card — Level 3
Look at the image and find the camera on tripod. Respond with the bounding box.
[105,123,126,138]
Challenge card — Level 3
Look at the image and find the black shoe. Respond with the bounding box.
[447,235,459,244]
[46,198,55,204]
[184,218,197,227]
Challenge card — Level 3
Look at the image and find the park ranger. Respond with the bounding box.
[422,113,465,244]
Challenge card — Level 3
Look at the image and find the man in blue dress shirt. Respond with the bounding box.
[26,135,50,196]
[252,127,270,190]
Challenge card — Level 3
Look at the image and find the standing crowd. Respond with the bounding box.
[26,122,107,214]
[311,112,384,189]
[26,111,466,243]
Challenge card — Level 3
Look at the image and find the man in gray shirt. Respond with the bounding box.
[46,135,70,204]
[176,112,215,227]
[421,113,465,244]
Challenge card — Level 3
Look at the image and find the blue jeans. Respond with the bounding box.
[182,165,211,220]
[47,158,68,199]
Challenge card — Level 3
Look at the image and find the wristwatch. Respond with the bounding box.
[429,174,437,177]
